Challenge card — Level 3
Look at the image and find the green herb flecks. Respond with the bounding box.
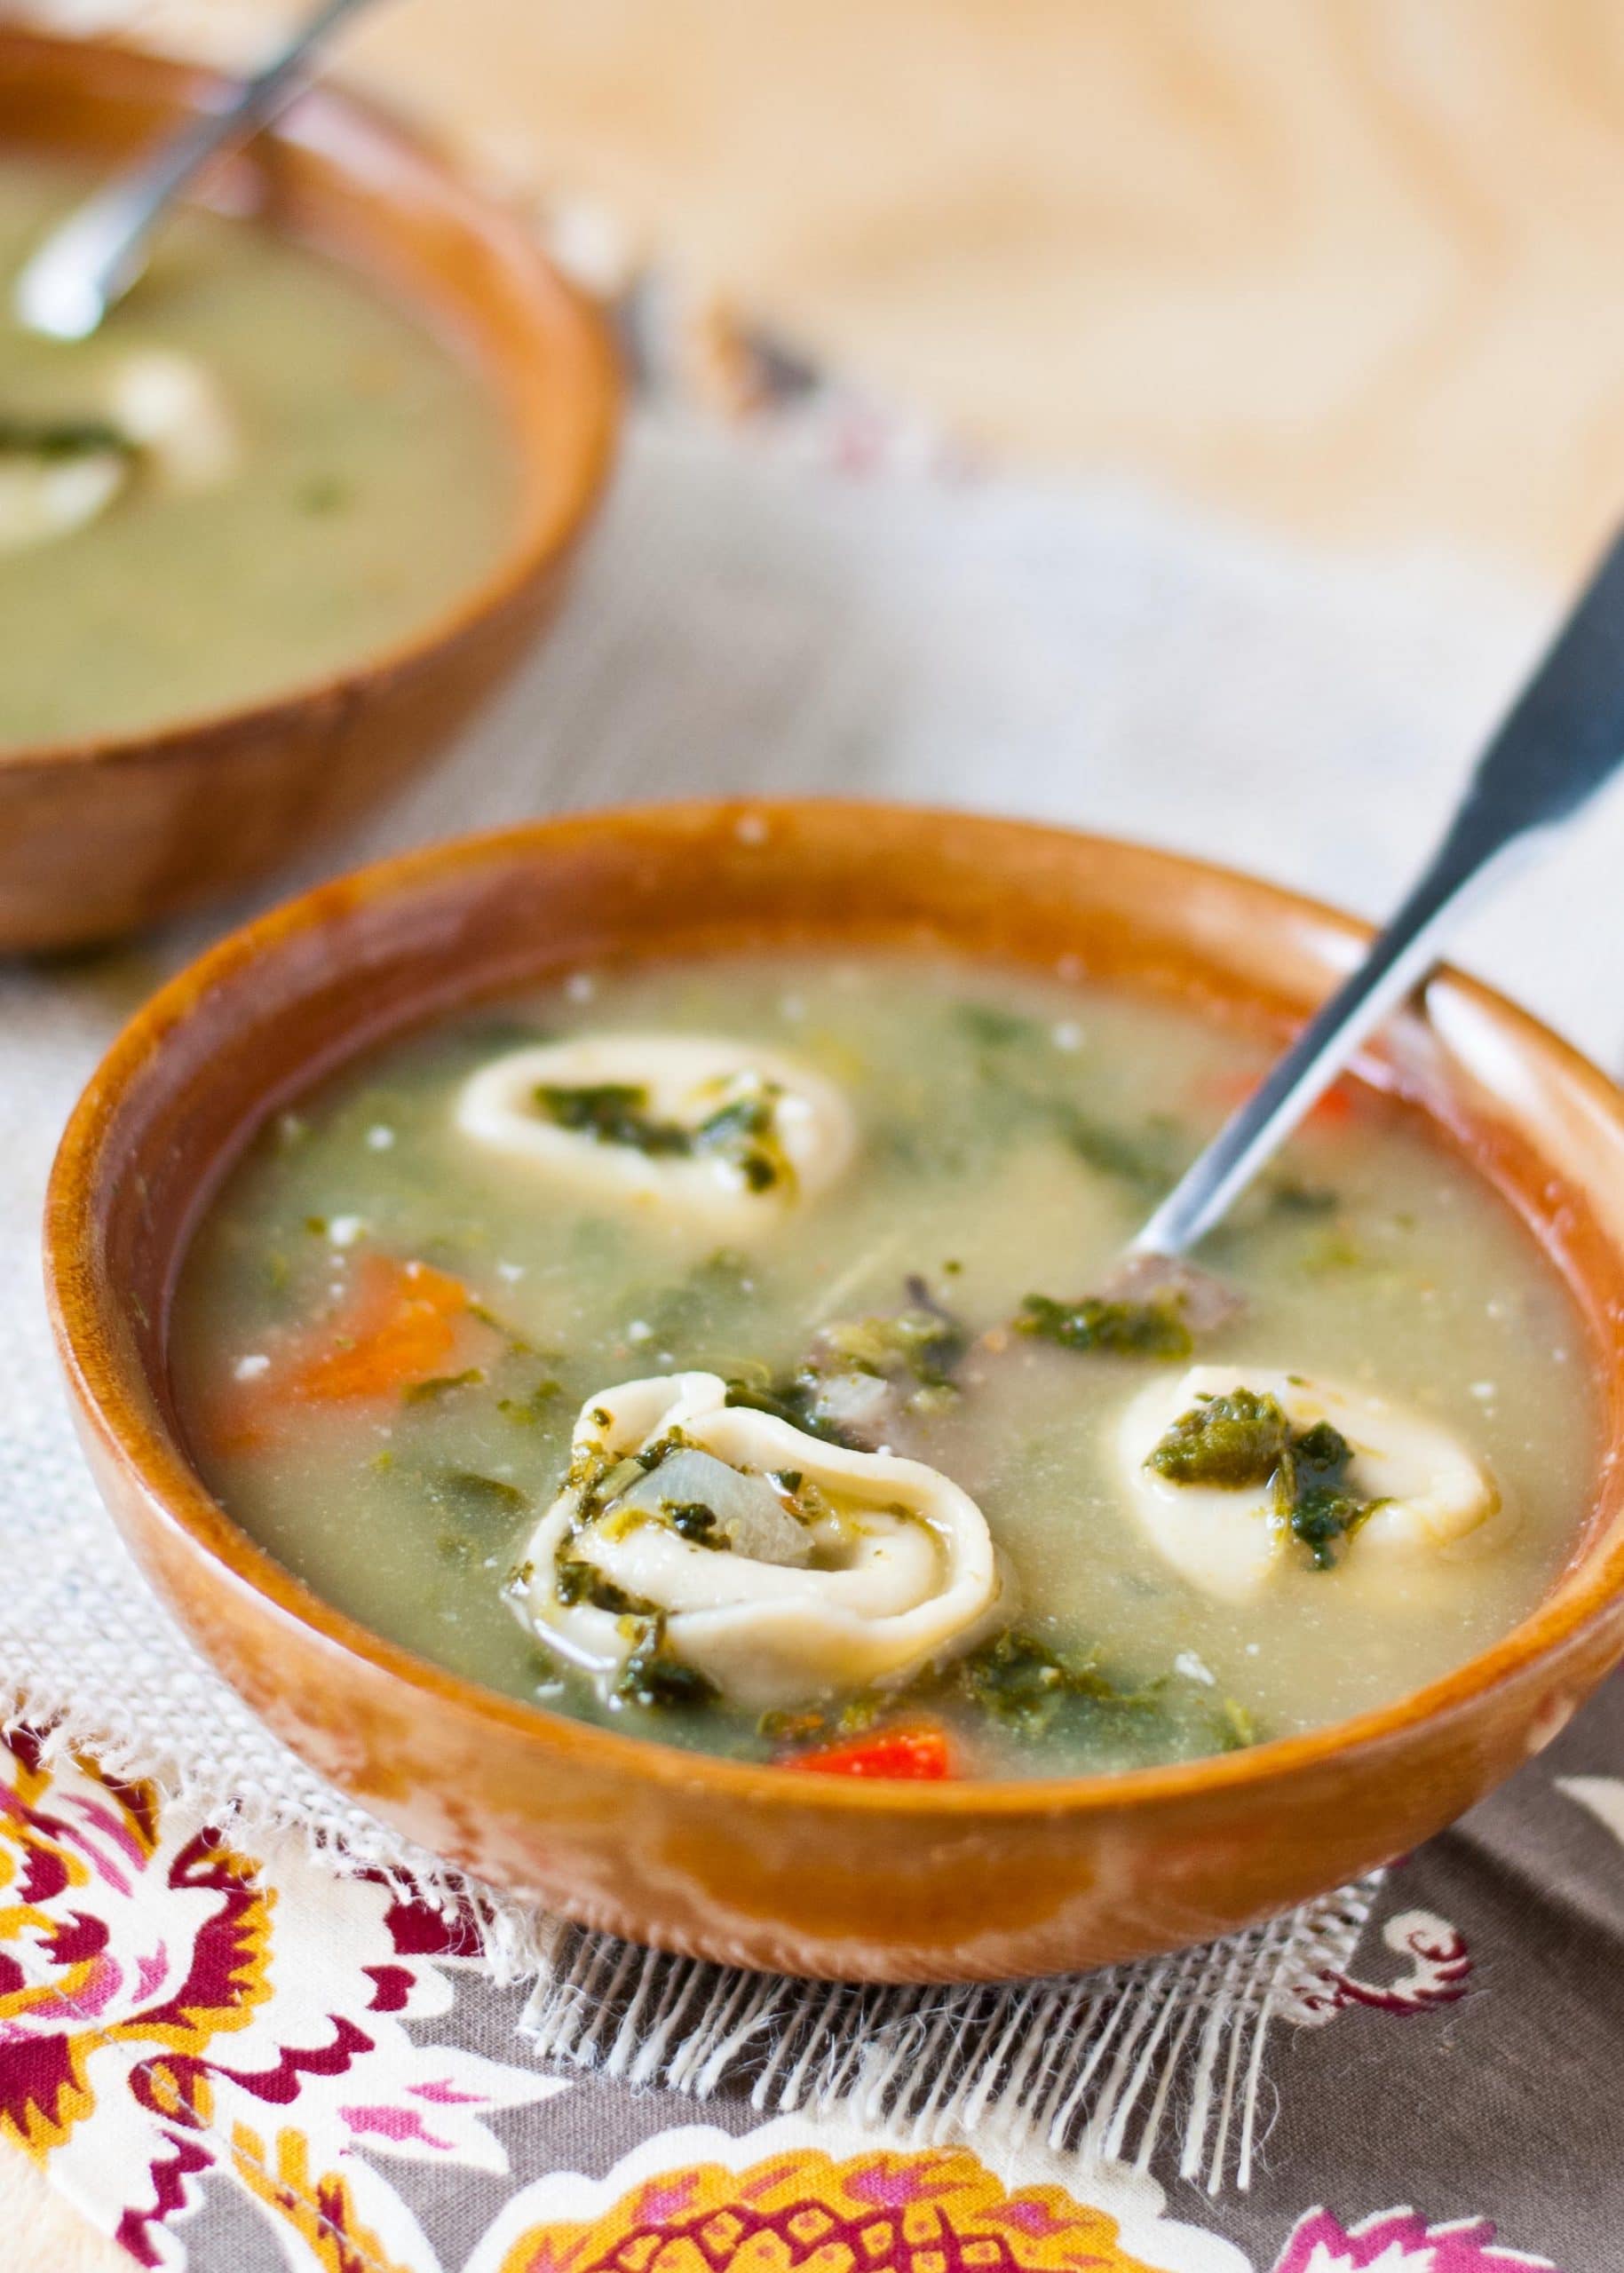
[722,1374,852,1445]
[821,1303,965,1391]
[665,1501,732,1548]
[535,1082,689,1152]
[1271,1417,1380,1569]
[1058,1109,1184,1197]
[553,1552,657,1618]
[402,1367,487,1404]
[1145,1389,1288,1485]
[0,414,135,461]
[497,1377,563,1425]
[535,1079,791,1192]
[690,1092,787,1192]
[955,1002,1044,1049]
[430,1469,528,1519]
[616,1619,719,1710]
[1018,1292,1192,1359]
[956,1629,1124,1734]
[1145,1390,1382,1569]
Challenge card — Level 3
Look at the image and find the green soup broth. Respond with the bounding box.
[169,951,1598,1780]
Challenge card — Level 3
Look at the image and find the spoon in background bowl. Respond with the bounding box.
[1113,523,1624,1305]
[12,0,379,342]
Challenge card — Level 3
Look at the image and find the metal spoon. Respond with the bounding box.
[13,0,378,342]
[1128,522,1624,1268]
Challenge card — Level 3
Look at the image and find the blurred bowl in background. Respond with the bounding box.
[0,27,620,954]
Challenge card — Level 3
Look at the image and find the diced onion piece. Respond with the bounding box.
[511,1372,1005,1710]
[1117,1364,1500,1603]
[0,447,126,552]
[606,1446,813,1565]
[455,1034,856,1234]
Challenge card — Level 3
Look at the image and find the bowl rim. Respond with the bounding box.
[44,799,1624,1821]
[0,24,622,773]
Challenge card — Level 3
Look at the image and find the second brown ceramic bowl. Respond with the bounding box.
[44,802,1624,1980]
[0,28,620,953]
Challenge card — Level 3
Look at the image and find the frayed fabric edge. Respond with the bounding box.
[520,1875,1382,2193]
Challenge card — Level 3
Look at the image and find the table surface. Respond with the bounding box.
[8,2,1617,2260]
[97,0,1624,586]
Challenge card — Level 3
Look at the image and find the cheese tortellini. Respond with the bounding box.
[456,1034,856,1234]
[0,348,237,555]
[510,1372,1005,1710]
[1117,1365,1501,1604]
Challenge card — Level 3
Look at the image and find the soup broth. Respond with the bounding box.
[170,952,1597,1780]
[0,158,515,745]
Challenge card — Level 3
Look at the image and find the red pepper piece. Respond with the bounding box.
[780,1723,955,1780]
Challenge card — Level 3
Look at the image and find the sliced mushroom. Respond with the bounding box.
[456,1034,857,1235]
[1117,1364,1501,1603]
[511,1372,1006,1710]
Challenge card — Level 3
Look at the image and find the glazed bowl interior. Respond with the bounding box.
[0,26,614,755]
[45,804,1624,1981]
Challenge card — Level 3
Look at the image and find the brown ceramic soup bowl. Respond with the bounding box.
[44,802,1624,1982]
[0,28,619,953]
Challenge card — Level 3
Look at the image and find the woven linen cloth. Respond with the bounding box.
[7,363,1624,2269]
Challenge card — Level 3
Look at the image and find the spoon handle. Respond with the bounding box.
[1131,522,1624,1259]
[13,0,378,341]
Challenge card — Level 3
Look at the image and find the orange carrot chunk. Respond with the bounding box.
[209,1256,478,1451]
[289,1255,470,1404]
[781,1723,955,1780]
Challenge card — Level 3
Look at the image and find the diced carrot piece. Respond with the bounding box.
[289,1255,469,1404]
[207,1256,479,1450]
[780,1723,956,1780]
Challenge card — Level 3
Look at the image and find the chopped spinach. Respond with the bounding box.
[690,1093,785,1192]
[1145,1389,1288,1485]
[956,1629,1121,1733]
[553,1552,657,1617]
[1145,1390,1382,1569]
[1271,1417,1378,1568]
[821,1303,965,1390]
[723,1374,852,1444]
[955,1002,1043,1049]
[1057,1109,1184,1197]
[497,1378,563,1424]
[665,1501,731,1548]
[430,1468,528,1519]
[0,414,134,460]
[1018,1292,1192,1359]
[616,1620,720,1709]
[402,1367,487,1404]
[535,1081,789,1191]
[535,1081,689,1153]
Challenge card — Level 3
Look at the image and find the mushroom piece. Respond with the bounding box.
[1117,1364,1501,1604]
[511,1372,1006,1711]
[456,1034,857,1235]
